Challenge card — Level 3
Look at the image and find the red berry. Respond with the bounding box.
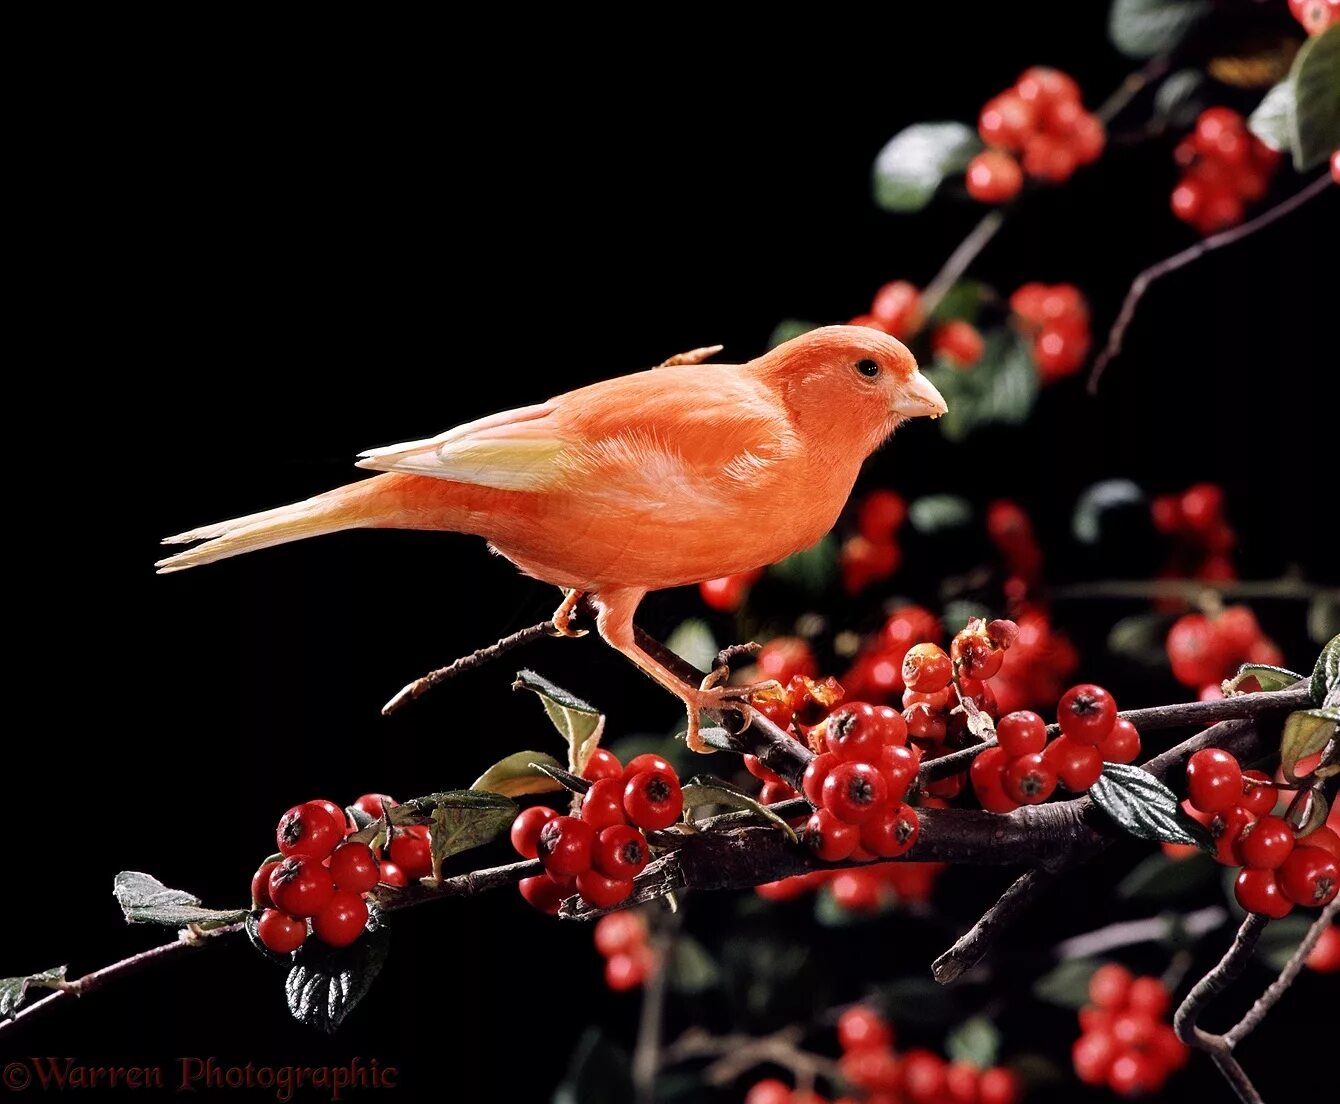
[537,815,596,876]
[1306,925,1340,972]
[904,702,948,743]
[1088,962,1133,1009]
[518,873,570,914]
[1185,748,1243,814]
[312,889,368,947]
[806,808,859,862]
[700,574,749,611]
[1057,684,1117,745]
[945,1061,979,1104]
[312,798,352,835]
[1193,185,1244,234]
[1107,1050,1163,1097]
[1167,613,1229,687]
[1009,283,1049,325]
[879,744,919,805]
[328,841,379,894]
[604,948,653,991]
[1016,66,1080,107]
[970,746,1017,812]
[825,703,887,762]
[837,1005,892,1051]
[576,870,634,909]
[1150,1022,1190,1071]
[593,824,649,879]
[1278,846,1339,907]
[842,1046,902,1093]
[581,748,623,782]
[830,868,882,911]
[965,151,1023,203]
[1238,815,1295,870]
[251,860,280,909]
[377,861,407,888]
[952,634,1004,680]
[623,769,683,831]
[268,856,336,918]
[1126,976,1169,1018]
[757,637,818,684]
[1332,149,1340,184]
[1002,753,1057,805]
[1032,322,1089,380]
[256,909,307,954]
[581,777,629,831]
[870,280,923,338]
[802,752,840,805]
[352,793,397,821]
[510,805,562,859]
[860,802,920,858]
[744,1079,793,1104]
[388,824,433,880]
[1022,132,1076,183]
[996,710,1047,757]
[1072,1030,1117,1085]
[978,1067,1020,1104]
[841,535,900,594]
[594,910,645,956]
[978,92,1037,151]
[1067,113,1106,164]
[1210,805,1254,867]
[858,490,907,542]
[822,762,890,825]
[871,703,909,746]
[623,753,674,779]
[902,1049,948,1102]
[1235,867,1294,917]
[1171,176,1207,223]
[1300,825,1340,862]
[276,801,344,860]
[1046,735,1104,791]
[1213,606,1261,658]
[903,643,953,693]
[1098,718,1141,764]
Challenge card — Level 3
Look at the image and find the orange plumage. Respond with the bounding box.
[158,326,946,748]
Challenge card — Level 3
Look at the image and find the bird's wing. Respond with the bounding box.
[355,365,789,493]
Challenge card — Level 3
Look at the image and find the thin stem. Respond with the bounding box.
[1055,906,1227,960]
[662,1026,844,1088]
[632,909,683,1104]
[1088,173,1333,392]
[932,870,1057,983]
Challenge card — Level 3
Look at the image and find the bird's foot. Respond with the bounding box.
[548,590,589,638]
[681,677,784,753]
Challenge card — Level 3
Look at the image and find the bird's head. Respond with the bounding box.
[754,325,947,456]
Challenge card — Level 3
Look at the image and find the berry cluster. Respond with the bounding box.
[843,605,944,703]
[252,794,403,955]
[992,612,1080,716]
[699,566,764,612]
[1290,0,1340,36]
[592,910,658,991]
[901,617,1017,749]
[841,489,909,595]
[1151,481,1236,583]
[969,66,1104,202]
[1009,283,1091,382]
[1166,605,1284,695]
[512,751,681,913]
[1171,108,1280,236]
[1072,965,1188,1097]
[1182,748,1339,917]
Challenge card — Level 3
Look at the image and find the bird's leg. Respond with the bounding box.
[548,589,589,638]
[655,344,724,369]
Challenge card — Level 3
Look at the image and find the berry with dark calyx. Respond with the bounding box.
[256,909,307,954]
[592,824,649,879]
[328,841,379,894]
[576,870,634,909]
[1057,684,1117,745]
[388,824,433,880]
[822,762,890,825]
[860,802,920,858]
[1185,748,1243,814]
[594,910,645,956]
[744,1079,793,1104]
[1097,717,1140,764]
[1238,815,1295,871]
[1235,867,1294,917]
[1002,752,1057,805]
[965,150,1023,203]
[1088,962,1132,1008]
[377,861,407,888]
[537,815,596,877]
[312,890,368,947]
[1046,735,1104,792]
[276,801,344,860]
[996,710,1047,757]
[802,751,840,805]
[251,860,280,909]
[622,753,673,779]
[837,1004,893,1051]
[806,808,859,862]
[623,769,683,831]
[1210,805,1254,867]
[518,873,570,914]
[971,746,1018,813]
[903,643,953,693]
[269,856,336,918]
[825,703,886,763]
[581,777,629,830]
[352,793,397,820]
[510,805,562,859]
[581,748,623,782]
[1278,846,1339,907]
[1126,976,1169,1018]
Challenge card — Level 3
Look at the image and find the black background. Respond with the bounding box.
[6,5,1337,1102]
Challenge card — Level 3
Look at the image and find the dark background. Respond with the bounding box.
[7,4,1336,1101]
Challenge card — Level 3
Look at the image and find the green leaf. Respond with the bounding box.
[0,965,67,1019]
[681,775,799,842]
[1153,68,1207,127]
[873,122,982,213]
[1089,764,1204,846]
[1073,480,1146,545]
[1033,957,1101,1009]
[908,494,973,534]
[927,281,988,325]
[668,935,720,994]
[529,762,593,793]
[1309,595,1340,644]
[925,332,1038,442]
[427,791,518,880]
[664,619,719,675]
[1117,852,1217,901]
[1254,914,1315,971]
[1108,612,1174,669]
[552,1028,634,1104]
[514,669,606,775]
[1249,24,1340,170]
[1311,633,1340,707]
[769,319,819,349]
[945,1016,1000,1070]
[1248,79,1294,152]
[1108,0,1211,59]
[768,534,837,595]
[1225,663,1305,694]
[471,751,565,797]
[285,920,389,1034]
[1280,707,1339,783]
[113,871,247,929]
[1295,788,1331,834]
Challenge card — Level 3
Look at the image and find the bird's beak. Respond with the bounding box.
[892,370,948,419]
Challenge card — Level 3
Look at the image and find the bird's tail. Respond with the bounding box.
[156,476,402,573]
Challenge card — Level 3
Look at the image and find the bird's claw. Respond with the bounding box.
[548,590,589,638]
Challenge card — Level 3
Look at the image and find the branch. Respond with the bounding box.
[1088,172,1333,392]
[0,924,241,1039]
[933,870,1057,983]
[373,858,540,911]
[662,1026,844,1089]
[1054,906,1227,961]
[1050,577,1336,604]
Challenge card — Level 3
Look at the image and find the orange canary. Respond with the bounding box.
[158,326,946,749]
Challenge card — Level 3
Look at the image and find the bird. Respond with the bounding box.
[158,325,947,750]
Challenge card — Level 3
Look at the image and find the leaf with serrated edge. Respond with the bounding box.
[1311,634,1339,707]
[0,965,67,1019]
[1088,764,1202,846]
[945,1016,1000,1069]
[1224,663,1304,694]
[113,871,248,929]
[1033,957,1102,1008]
[872,122,981,212]
[471,751,564,797]
[427,792,517,880]
[285,925,389,1034]
[530,762,592,793]
[681,775,798,842]
[1292,24,1340,170]
[513,668,606,775]
[1281,707,1340,783]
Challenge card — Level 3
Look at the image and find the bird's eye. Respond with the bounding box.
[855,359,880,378]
